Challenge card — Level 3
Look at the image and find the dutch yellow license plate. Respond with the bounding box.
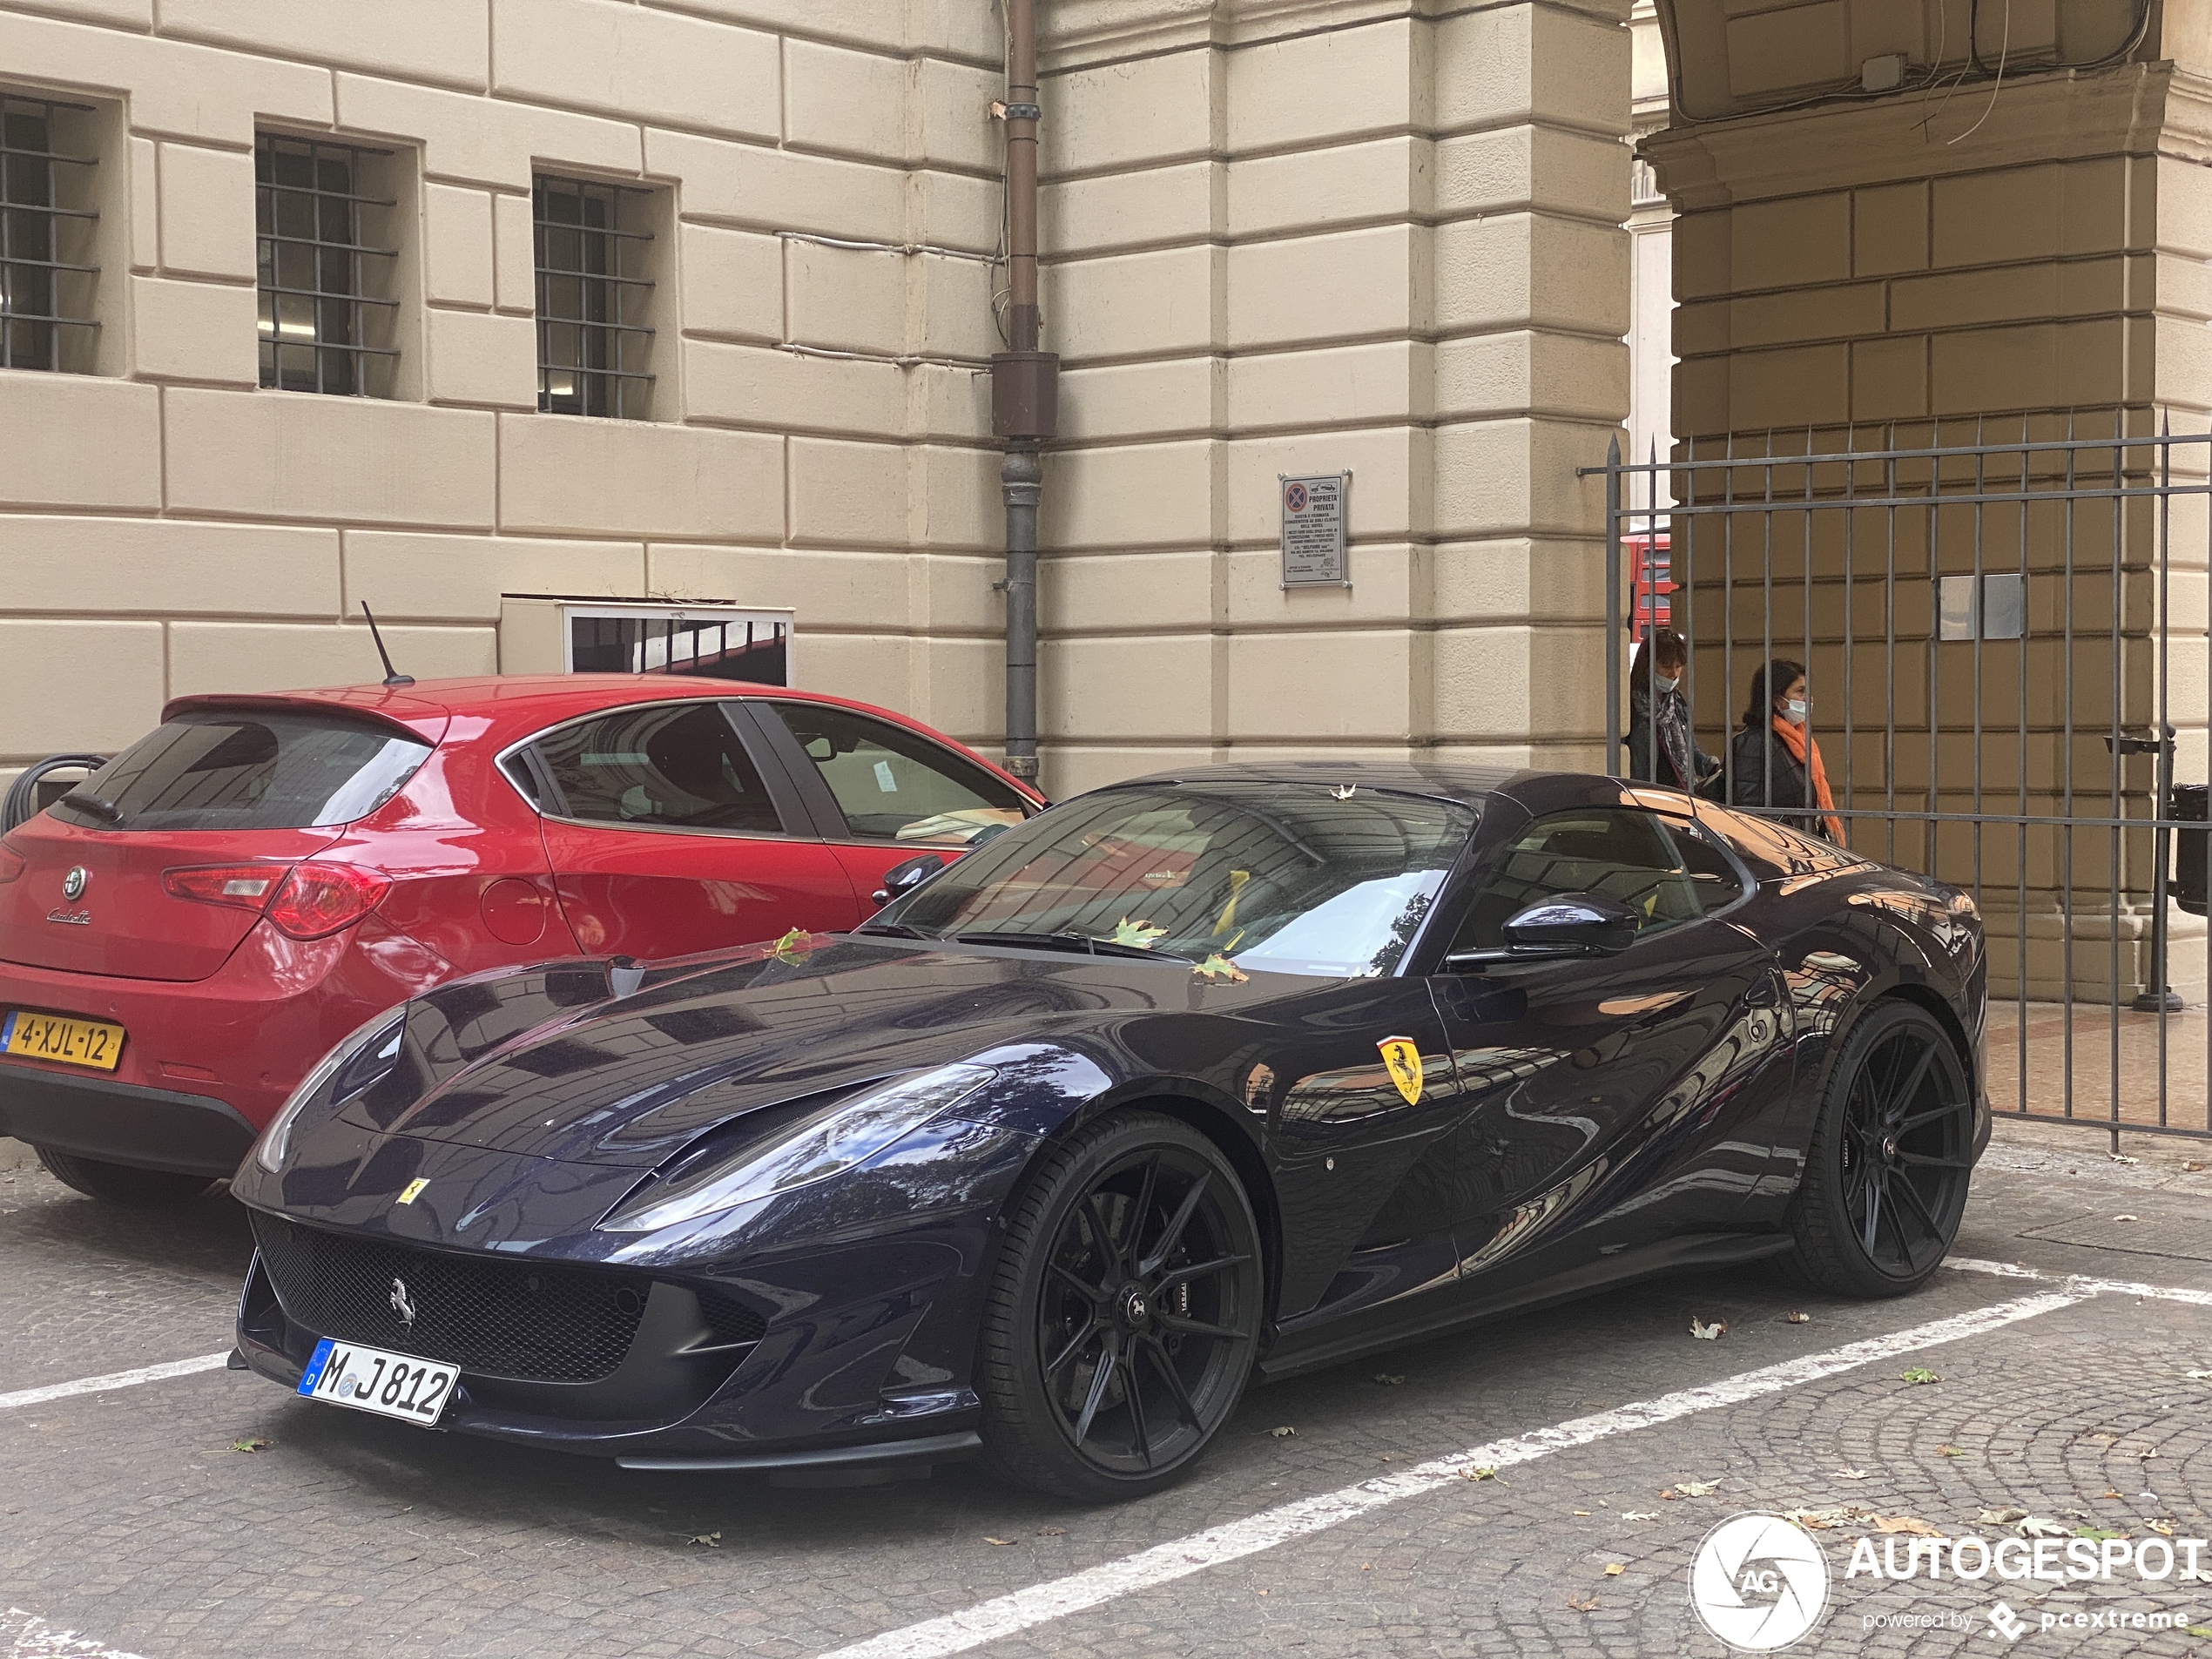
[1,1010,125,1071]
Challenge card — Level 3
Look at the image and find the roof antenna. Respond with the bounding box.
[360,603,415,688]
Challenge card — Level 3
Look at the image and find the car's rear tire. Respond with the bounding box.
[977,1111,1264,1501]
[33,1148,213,1206]
[1782,1000,1976,1298]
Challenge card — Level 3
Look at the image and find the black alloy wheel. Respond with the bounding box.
[978,1112,1263,1500]
[1785,1000,1976,1298]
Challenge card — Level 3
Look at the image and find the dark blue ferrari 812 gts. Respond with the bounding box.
[233,763,1988,1499]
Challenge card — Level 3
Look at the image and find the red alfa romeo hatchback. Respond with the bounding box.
[0,676,1042,1203]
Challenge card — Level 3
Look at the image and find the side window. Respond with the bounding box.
[525,703,783,834]
[765,703,1026,845]
[1450,807,1703,952]
[1664,816,1751,914]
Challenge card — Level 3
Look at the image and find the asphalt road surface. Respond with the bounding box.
[4,1127,2212,1658]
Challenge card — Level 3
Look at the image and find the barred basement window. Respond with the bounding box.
[535,174,657,419]
[256,134,401,396]
[1,93,100,373]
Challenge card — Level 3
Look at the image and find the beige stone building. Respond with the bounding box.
[0,0,1631,805]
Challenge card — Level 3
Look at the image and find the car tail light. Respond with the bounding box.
[165,860,390,939]
[0,842,24,885]
[265,862,391,940]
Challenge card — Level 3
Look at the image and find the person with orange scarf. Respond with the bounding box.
[1728,658,1846,844]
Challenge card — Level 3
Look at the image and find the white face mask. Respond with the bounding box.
[1784,698,1809,725]
[1653,674,1680,695]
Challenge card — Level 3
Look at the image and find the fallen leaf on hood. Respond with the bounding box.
[1108,916,1167,949]
[1979,1507,2029,1526]
[1567,1595,1600,1613]
[1604,1563,1624,1575]
[1679,1480,1720,1497]
[1269,1426,1297,1439]
[1193,954,1249,984]
[1786,1311,1811,1324]
[688,1532,721,1548]
[1372,1373,1406,1386]
[1873,1516,1945,1537]
[984,1537,1015,1547]
[769,927,810,962]
[231,1437,271,1453]
[1621,1511,1659,1521]
[1899,1368,1942,1385]
[2016,1517,2072,1539]
[1690,1317,1727,1340]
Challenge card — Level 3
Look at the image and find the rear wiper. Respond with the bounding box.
[952,930,1186,962]
[58,791,122,824]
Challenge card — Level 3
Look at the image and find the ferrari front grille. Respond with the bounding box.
[251,1213,651,1385]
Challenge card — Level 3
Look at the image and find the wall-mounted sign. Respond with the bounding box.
[1279,471,1351,589]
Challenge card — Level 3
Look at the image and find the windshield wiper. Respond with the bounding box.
[58,791,122,824]
[854,921,930,939]
[951,930,1187,962]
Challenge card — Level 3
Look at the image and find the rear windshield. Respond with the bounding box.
[49,711,433,833]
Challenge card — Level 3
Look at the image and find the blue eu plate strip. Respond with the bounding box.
[297,1337,335,1397]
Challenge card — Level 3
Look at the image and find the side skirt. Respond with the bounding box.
[1256,1231,1794,1383]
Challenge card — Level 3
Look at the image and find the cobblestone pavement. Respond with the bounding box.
[4,1129,2212,1658]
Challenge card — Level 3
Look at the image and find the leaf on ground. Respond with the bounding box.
[1621,1511,1659,1521]
[1039,1527,1066,1537]
[2184,1161,2209,1174]
[984,1537,1016,1547]
[1573,1510,1591,1517]
[2115,1214,2141,1223]
[1873,1515,1945,1537]
[1690,1317,1728,1340]
[1109,916,1167,949]
[2151,1521,2178,1536]
[1567,1595,1600,1613]
[688,1532,722,1548]
[1679,1480,1720,1497]
[1270,1426,1297,1439]
[1193,953,1249,983]
[230,1437,271,1453]
[1979,1507,2029,1526]
[2101,1490,2126,1499]
[1604,1563,1624,1576]
[1938,1445,1966,1458]
[2185,1371,2212,1382]
[2111,1154,2141,1166]
[1899,1368,1942,1385]
[1462,1466,1497,1482]
[2187,1624,2212,1639]
[1372,1373,1406,1386]
[1833,1469,1870,1480]
[1786,1311,1811,1324]
[1785,1507,1859,1529]
[2075,1528,2127,1542]
[2016,1517,2072,1539]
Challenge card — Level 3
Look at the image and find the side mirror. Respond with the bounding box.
[871,853,947,907]
[1500,891,1640,956]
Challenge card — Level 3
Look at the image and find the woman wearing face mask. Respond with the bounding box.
[1730,657,1846,843]
[1623,627,1718,794]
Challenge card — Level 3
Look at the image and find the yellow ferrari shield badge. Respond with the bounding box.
[1378,1037,1423,1106]
[395,1177,430,1206]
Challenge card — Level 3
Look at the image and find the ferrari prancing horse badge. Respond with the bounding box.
[1378,1037,1423,1106]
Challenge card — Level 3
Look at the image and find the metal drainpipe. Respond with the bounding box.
[992,0,1057,788]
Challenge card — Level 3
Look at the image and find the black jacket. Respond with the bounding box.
[1728,725,1822,833]
[1624,685,1716,793]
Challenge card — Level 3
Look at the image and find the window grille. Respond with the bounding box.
[256,134,399,395]
[0,94,98,372]
[534,174,656,419]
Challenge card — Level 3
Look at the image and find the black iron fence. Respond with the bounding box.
[1590,416,2212,1143]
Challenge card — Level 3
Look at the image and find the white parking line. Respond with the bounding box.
[1945,1254,2212,1305]
[1,1607,146,1659]
[816,1289,2084,1659]
[0,1353,228,1414]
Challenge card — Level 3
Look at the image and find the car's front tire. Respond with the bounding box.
[34,1147,213,1206]
[977,1111,1264,1501]
[1783,1000,1976,1298]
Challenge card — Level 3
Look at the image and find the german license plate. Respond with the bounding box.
[0,1009,125,1071]
[297,1337,455,1427]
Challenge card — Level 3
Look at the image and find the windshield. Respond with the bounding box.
[883,782,1474,978]
[49,711,433,832]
